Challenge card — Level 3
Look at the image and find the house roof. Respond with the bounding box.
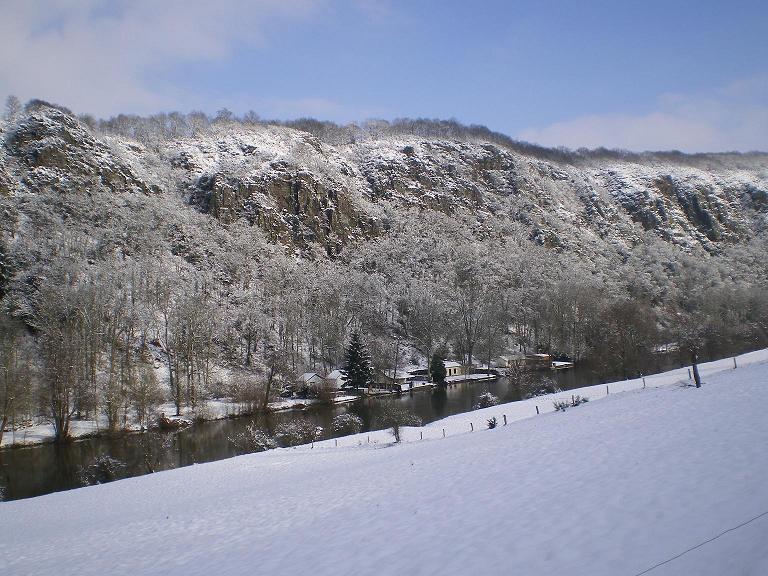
[444,361,462,368]
[382,369,413,380]
[299,372,322,382]
[326,369,346,380]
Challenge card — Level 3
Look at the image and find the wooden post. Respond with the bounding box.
[470,422,474,432]
[420,431,423,440]
[335,439,338,447]
[367,436,370,444]
[442,428,446,438]
[503,414,507,426]
[571,394,575,403]
[535,405,539,414]
[606,385,609,395]
[733,357,737,369]
[688,368,692,380]
[642,377,646,388]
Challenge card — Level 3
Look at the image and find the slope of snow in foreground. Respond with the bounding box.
[2,358,767,576]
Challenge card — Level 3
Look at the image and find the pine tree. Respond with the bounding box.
[342,331,373,391]
[430,352,447,385]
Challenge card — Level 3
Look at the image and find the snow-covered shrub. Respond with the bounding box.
[331,413,364,436]
[571,395,589,407]
[554,395,590,412]
[487,417,498,429]
[79,455,127,486]
[553,400,569,412]
[378,404,422,443]
[274,420,321,447]
[229,424,277,454]
[522,377,561,399]
[473,392,500,410]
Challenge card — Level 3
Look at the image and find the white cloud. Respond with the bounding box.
[0,0,322,116]
[517,78,768,153]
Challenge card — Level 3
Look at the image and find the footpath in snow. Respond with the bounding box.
[1,351,767,576]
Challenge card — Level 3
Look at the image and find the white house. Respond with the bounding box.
[297,372,324,394]
[298,372,324,386]
[444,361,463,377]
[324,369,347,390]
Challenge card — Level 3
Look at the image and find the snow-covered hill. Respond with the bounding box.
[2,354,767,576]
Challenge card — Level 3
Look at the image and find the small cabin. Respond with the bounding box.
[444,361,463,377]
[324,369,348,390]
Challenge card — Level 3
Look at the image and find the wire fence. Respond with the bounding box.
[309,351,767,450]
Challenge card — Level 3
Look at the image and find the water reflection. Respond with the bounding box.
[0,352,686,501]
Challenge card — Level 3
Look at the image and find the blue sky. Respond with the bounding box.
[1,0,767,151]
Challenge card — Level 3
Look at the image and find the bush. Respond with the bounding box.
[571,395,589,407]
[553,395,590,412]
[229,424,277,454]
[274,420,321,447]
[378,404,422,443]
[522,377,561,399]
[473,392,499,410]
[487,417,498,429]
[331,413,364,435]
[553,400,569,412]
[79,455,127,486]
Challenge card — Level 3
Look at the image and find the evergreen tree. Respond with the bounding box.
[430,352,447,385]
[342,331,373,391]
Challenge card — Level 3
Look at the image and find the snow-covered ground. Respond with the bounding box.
[2,351,767,576]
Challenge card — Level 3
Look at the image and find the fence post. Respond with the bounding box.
[470,422,474,432]
[733,357,737,369]
[335,439,338,447]
[420,431,423,440]
[606,385,609,395]
[367,436,370,444]
[442,428,445,438]
[642,377,646,388]
[535,405,539,414]
[571,394,575,403]
[503,414,507,426]
[688,368,692,380]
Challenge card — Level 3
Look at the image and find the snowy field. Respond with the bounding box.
[1,352,767,576]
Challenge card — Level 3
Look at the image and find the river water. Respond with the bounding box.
[0,355,685,501]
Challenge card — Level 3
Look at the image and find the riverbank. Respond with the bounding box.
[2,350,766,575]
[0,395,359,449]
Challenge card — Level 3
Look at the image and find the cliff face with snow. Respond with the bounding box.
[1,104,767,283]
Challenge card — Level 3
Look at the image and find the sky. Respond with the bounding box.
[1,0,767,152]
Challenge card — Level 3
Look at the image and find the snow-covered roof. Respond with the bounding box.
[326,370,346,380]
[444,361,462,368]
[299,372,323,382]
[382,369,413,380]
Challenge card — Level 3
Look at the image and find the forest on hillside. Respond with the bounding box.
[1,99,767,443]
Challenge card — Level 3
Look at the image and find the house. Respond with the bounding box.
[296,372,324,395]
[444,361,463,377]
[298,372,324,386]
[324,369,348,390]
[526,353,552,368]
[376,369,415,387]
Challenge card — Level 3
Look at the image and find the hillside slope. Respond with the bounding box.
[2,356,766,576]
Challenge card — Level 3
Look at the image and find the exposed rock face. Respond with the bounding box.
[6,108,161,197]
[1,104,766,262]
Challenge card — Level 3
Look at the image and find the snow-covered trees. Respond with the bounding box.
[341,332,374,391]
[378,404,422,443]
[331,413,364,435]
[429,352,447,385]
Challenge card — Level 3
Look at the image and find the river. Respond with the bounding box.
[0,354,686,501]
